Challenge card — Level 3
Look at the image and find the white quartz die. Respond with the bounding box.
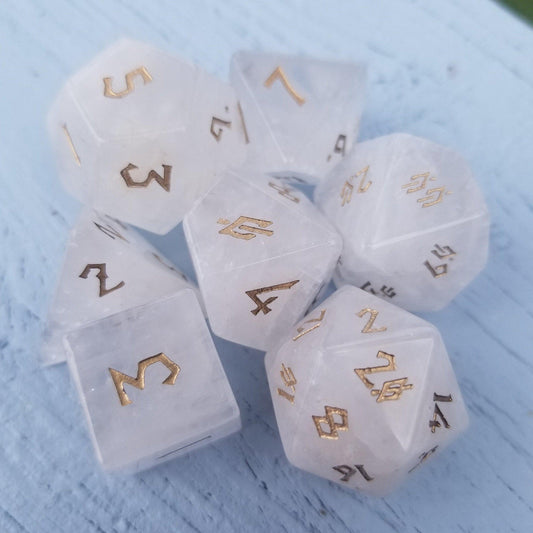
[42,208,193,366]
[265,285,469,495]
[183,170,342,351]
[64,290,240,472]
[230,51,366,184]
[47,39,247,233]
[315,133,490,311]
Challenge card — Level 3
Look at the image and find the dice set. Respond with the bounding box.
[43,39,489,493]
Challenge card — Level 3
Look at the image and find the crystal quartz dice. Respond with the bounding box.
[64,290,240,472]
[183,171,342,351]
[315,133,490,311]
[230,51,366,184]
[265,285,468,496]
[48,39,247,234]
[42,208,194,366]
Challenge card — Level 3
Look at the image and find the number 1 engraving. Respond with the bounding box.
[62,124,81,166]
[264,66,306,105]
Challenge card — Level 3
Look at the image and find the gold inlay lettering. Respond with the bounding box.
[245,280,299,315]
[430,393,452,433]
[120,163,172,192]
[293,309,326,341]
[217,216,274,240]
[401,172,451,208]
[93,220,128,242]
[277,363,297,403]
[333,464,374,482]
[312,406,348,440]
[264,66,305,105]
[357,308,387,334]
[268,181,300,203]
[210,116,232,141]
[340,165,372,206]
[79,263,125,297]
[237,102,250,144]
[354,350,413,402]
[103,66,152,98]
[424,244,457,279]
[109,352,180,406]
[62,124,81,166]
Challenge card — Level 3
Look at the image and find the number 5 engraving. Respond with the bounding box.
[103,66,153,98]
[264,66,306,105]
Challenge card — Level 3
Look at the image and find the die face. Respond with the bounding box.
[48,39,247,233]
[265,285,468,495]
[42,209,192,366]
[315,133,490,311]
[230,51,366,184]
[65,290,240,472]
[184,171,342,350]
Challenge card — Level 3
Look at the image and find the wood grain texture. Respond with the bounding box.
[1,0,532,531]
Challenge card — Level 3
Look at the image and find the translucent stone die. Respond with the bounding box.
[265,285,468,495]
[42,208,193,366]
[65,290,241,472]
[315,133,490,311]
[48,39,247,233]
[230,51,366,184]
[184,171,342,351]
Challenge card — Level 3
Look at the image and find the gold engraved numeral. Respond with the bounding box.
[217,216,274,240]
[277,363,297,403]
[264,66,305,105]
[79,263,125,297]
[357,308,387,334]
[401,172,433,194]
[370,378,413,402]
[103,66,153,98]
[293,309,326,341]
[327,134,347,162]
[340,165,372,206]
[237,102,250,144]
[268,181,300,203]
[424,244,457,279]
[430,393,452,433]
[210,116,232,142]
[109,352,180,406]
[93,220,128,242]
[245,280,300,315]
[354,350,413,402]
[417,186,452,208]
[120,163,172,192]
[62,124,81,166]
[333,464,374,482]
[312,406,348,440]
[408,445,439,473]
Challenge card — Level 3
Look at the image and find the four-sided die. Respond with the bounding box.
[314,133,490,311]
[48,39,248,234]
[42,208,193,366]
[230,51,366,184]
[184,171,342,350]
[265,285,468,495]
[64,290,240,472]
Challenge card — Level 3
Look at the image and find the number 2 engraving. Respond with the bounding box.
[79,263,125,297]
[357,308,387,333]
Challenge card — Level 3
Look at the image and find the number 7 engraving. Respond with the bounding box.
[264,66,306,105]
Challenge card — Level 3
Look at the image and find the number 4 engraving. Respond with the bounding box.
[264,66,306,105]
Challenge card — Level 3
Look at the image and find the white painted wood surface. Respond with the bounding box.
[1,0,532,531]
